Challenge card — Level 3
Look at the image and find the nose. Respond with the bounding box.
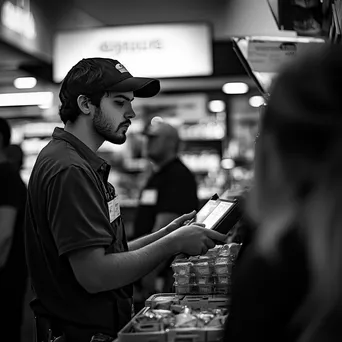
[125,105,136,119]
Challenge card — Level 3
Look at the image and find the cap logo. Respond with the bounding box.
[115,63,128,73]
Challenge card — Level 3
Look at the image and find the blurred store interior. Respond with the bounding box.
[0,0,337,233]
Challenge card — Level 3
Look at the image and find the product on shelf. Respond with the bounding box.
[171,243,242,295]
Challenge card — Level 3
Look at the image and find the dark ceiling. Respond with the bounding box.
[0,0,249,92]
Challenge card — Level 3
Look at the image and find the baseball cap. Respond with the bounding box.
[60,57,160,101]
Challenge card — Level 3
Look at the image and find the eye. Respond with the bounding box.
[114,101,125,107]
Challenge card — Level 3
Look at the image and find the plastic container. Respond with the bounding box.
[173,273,193,285]
[215,257,230,264]
[195,275,214,285]
[197,285,214,294]
[145,293,182,309]
[171,262,192,275]
[193,262,211,276]
[174,283,193,295]
[215,284,231,295]
[216,275,231,285]
[214,262,233,275]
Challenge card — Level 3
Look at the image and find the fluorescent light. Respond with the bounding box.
[0,92,53,107]
[221,158,235,170]
[14,77,37,89]
[249,95,265,108]
[208,100,226,113]
[222,82,249,94]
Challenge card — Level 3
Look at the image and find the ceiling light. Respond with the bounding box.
[221,158,235,170]
[0,92,53,107]
[222,82,249,94]
[208,100,226,113]
[249,95,265,108]
[14,77,37,89]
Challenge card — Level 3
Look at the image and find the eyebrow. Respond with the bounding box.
[114,95,134,102]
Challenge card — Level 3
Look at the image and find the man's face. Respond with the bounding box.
[146,133,166,162]
[92,91,135,144]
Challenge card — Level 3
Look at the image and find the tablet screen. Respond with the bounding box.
[196,199,220,223]
[202,201,234,229]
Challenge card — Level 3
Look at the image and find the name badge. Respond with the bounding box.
[140,189,157,205]
[108,196,120,223]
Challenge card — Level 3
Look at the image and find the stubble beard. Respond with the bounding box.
[93,107,127,145]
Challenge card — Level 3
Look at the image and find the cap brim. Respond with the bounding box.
[107,77,160,98]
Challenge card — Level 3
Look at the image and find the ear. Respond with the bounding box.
[77,95,93,115]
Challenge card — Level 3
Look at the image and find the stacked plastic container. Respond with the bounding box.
[171,243,241,295]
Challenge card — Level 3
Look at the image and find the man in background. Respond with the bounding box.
[0,118,28,342]
[133,121,198,305]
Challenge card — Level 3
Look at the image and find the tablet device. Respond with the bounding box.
[194,194,242,235]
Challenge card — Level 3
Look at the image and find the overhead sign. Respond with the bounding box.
[53,23,213,82]
[247,37,325,73]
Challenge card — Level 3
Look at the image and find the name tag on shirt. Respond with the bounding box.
[140,189,157,205]
[108,196,120,223]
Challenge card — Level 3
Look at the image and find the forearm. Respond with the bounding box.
[128,227,167,251]
[97,232,179,292]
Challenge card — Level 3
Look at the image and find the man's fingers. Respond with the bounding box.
[188,223,205,228]
[204,229,227,242]
[205,238,216,250]
[175,211,197,225]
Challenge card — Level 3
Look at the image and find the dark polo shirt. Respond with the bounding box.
[25,127,133,338]
[133,158,198,239]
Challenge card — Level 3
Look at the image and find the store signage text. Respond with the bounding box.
[100,40,162,54]
[54,23,213,81]
[1,1,36,39]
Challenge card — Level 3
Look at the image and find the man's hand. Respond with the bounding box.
[164,210,205,234]
[170,225,227,256]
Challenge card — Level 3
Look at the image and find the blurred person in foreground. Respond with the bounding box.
[132,121,198,308]
[24,57,226,342]
[224,44,342,342]
[0,119,28,342]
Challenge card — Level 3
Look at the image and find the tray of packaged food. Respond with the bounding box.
[145,293,231,311]
[117,305,228,342]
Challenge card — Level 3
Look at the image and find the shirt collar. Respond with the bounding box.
[52,127,108,172]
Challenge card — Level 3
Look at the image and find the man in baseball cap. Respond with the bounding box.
[25,57,227,341]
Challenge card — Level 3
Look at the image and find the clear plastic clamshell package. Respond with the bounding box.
[171,243,241,295]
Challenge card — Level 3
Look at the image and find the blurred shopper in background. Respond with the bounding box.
[132,121,198,308]
[224,44,342,342]
[24,57,226,342]
[0,118,28,342]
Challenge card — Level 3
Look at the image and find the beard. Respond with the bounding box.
[93,107,127,145]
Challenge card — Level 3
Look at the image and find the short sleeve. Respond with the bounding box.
[46,165,113,256]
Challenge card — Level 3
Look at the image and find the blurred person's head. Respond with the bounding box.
[247,44,342,340]
[144,121,180,166]
[6,144,24,172]
[58,58,160,146]
[0,118,11,160]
